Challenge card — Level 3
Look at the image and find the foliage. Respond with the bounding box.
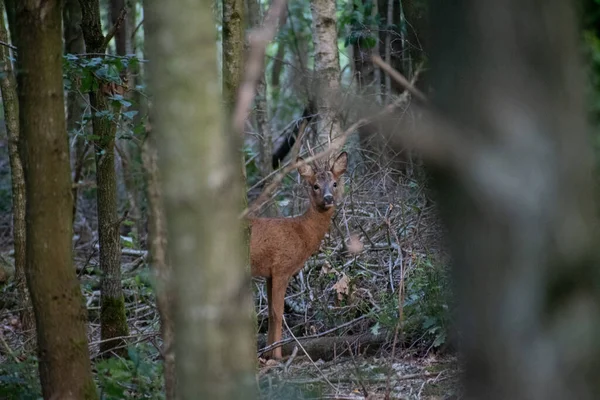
[62,53,144,140]
[0,356,42,400]
[373,256,453,351]
[96,345,164,400]
[339,0,382,49]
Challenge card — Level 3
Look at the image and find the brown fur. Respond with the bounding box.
[249,152,348,359]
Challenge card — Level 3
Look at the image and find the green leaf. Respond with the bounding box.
[363,35,377,49]
[370,322,381,336]
[433,332,446,348]
[123,110,138,120]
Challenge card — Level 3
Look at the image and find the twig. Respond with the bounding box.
[372,55,427,103]
[282,316,338,392]
[283,346,298,373]
[347,342,370,398]
[102,8,127,52]
[233,0,287,136]
[131,18,144,41]
[0,40,16,51]
[0,332,19,363]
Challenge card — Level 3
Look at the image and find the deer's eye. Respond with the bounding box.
[333,182,338,188]
[313,184,320,190]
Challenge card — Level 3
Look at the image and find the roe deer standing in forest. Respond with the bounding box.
[250,152,348,360]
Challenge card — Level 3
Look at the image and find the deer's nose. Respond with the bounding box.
[324,194,334,204]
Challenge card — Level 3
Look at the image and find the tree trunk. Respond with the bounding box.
[310,0,344,153]
[146,0,257,397]
[80,0,130,357]
[247,0,272,178]
[14,1,98,398]
[110,0,127,55]
[113,0,143,244]
[64,0,88,221]
[429,0,600,399]
[3,0,15,41]
[222,0,245,116]
[142,132,176,400]
[0,0,34,337]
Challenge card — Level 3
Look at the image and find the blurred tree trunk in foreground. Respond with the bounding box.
[429,0,600,399]
[0,0,34,336]
[15,1,98,398]
[142,132,176,400]
[146,0,256,398]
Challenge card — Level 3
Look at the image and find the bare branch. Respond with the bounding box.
[101,8,127,52]
[372,55,427,103]
[0,40,16,51]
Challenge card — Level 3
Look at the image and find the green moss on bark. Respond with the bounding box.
[100,295,128,355]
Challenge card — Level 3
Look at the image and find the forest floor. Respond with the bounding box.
[257,352,460,399]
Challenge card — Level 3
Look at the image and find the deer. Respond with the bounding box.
[249,152,348,360]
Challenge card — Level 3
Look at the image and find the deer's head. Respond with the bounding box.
[297,152,348,212]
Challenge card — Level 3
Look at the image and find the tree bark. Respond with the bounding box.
[0,0,34,336]
[429,0,600,399]
[14,1,98,398]
[247,0,272,178]
[64,0,88,221]
[223,0,245,115]
[142,132,176,400]
[146,0,257,397]
[310,0,344,154]
[3,0,15,41]
[110,0,127,55]
[80,0,130,357]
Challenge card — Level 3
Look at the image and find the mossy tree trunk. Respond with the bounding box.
[0,0,34,337]
[14,1,98,398]
[429,0,600,398]
[79,0,129,357]
[146,0,257,396]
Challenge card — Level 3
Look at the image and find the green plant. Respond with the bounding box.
[96,344,164,400]
[372,256,453,351]
[0,355,42,400]
[403,257,453,350]
[340,0,381,49]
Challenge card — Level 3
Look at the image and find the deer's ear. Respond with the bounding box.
[331,152,348,177]
[297,157,314,179]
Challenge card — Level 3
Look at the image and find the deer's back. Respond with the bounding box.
[249,216,327,279]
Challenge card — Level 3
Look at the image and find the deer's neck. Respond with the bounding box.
[300,205,335,243]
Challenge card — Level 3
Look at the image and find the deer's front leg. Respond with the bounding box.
[267,275,288,360]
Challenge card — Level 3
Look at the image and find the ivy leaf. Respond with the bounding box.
[123,110,138,120]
